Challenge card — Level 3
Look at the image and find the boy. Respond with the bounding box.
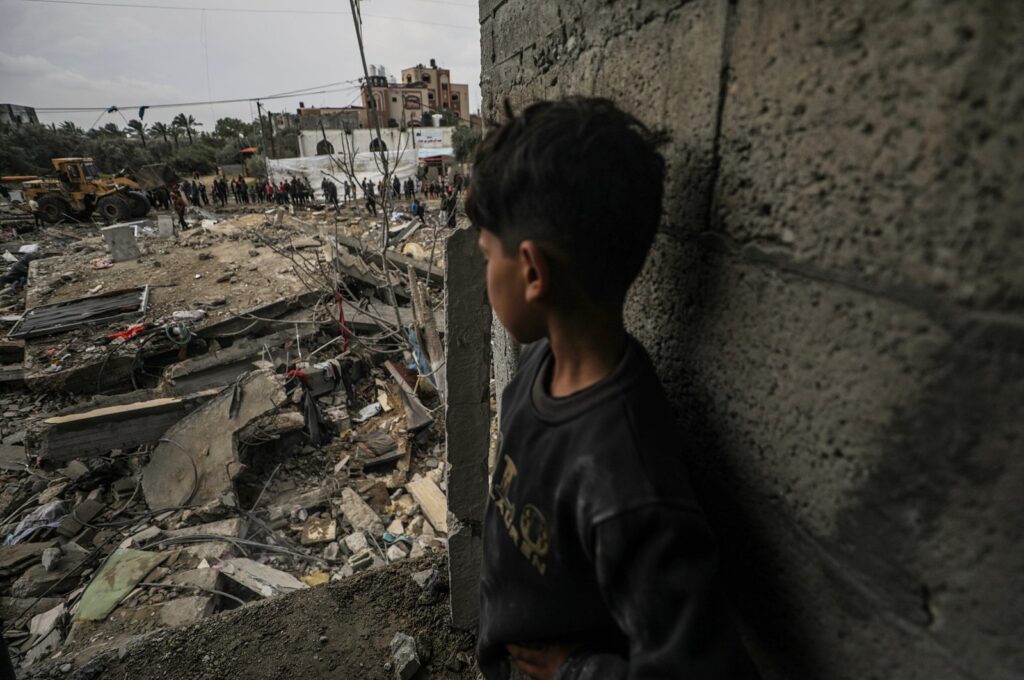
[468,98,753,679]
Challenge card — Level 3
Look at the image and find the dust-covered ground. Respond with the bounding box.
[21,557,478,680]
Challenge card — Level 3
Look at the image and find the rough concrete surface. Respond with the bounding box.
[480,0,1024,678]
[444,227,492,629]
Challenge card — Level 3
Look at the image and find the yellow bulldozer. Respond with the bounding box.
[15,158,173,225]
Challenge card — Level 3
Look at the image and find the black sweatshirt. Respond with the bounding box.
[477,337,753,679]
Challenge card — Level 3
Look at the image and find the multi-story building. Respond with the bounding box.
[400,59,471,124]
[0,104,39,128]
[362,75,434,128]
[356,60,472,127]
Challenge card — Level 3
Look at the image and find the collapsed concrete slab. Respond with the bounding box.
[159,329,310,396]
[141,369,286,510]
[219,557,307,598]
[34,390,217,462]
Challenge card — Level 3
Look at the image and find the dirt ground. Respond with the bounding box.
[21,557,478,680]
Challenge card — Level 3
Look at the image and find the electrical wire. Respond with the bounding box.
[34,85,360,114]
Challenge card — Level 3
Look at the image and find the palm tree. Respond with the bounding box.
[173,113,202,144]
[151,121,171,148]
[168,117,183,151]
[100,122,122,136]
[59,120,82,134]
[125,119,148,148]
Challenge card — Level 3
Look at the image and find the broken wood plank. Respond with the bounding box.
[406,477,447,534]
[36,390,219,462]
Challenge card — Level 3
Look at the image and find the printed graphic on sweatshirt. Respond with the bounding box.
[491,453,549,575]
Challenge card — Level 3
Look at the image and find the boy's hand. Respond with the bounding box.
[506,643,577,680]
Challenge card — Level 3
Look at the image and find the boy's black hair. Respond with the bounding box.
[466,97,667,308]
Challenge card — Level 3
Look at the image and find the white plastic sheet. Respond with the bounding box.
[267,151,418,201]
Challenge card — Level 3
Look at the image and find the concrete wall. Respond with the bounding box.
[478,1,1023,678]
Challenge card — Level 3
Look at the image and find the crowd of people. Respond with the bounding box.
[162,168,466,231]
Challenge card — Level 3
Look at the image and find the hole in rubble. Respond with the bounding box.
[234,431,307,510]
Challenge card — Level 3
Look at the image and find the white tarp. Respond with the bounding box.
[267,151,418,200]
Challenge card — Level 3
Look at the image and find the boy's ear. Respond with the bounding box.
[519,240,550,303]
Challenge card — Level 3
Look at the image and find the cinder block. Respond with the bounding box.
[717,0,1024,311]
[100,224,141,262]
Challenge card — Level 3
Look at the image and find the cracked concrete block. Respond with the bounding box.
[338,488,384,536]
[101,224,141,262]
[717,0,1024,311]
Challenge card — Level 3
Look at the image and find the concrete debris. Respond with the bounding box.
[40,546,61,572]
[56,498,105,538]
[300,516,337,545]
[405,477,448,534]
[220,557,308,598]
[36,389,218,462]
[0,199,457,673]
[343,531,369,554]
[141,369,286,510]
[338,487,385,536]
[389,632,421,680]
[348,548,376,573]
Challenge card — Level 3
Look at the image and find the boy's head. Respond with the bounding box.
[467,97,666,343]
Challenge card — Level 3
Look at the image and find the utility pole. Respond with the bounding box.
[348,0,404,331]
[255,100,270,159]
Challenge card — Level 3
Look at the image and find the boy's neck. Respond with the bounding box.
[546,311,628,398]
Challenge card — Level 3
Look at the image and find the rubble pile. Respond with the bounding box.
[0,197,462,675]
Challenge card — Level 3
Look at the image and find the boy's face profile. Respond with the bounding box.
[478,227,547,344]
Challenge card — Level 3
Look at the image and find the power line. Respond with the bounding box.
[19,0,478,29]
[33,84,361,114]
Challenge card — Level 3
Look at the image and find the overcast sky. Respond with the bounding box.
[0,0,481,132]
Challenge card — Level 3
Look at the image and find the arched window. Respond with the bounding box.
[369,137,388,152]
[316,139,335,155]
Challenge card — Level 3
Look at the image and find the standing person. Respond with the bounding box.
[28,198,44,227]
[328,180,339,209]
[470,98,754,680]
[199,181,209,206]
[171,185,188,230]
[392,176,401,201]
[344,180,351,202]
[365,181,377,216]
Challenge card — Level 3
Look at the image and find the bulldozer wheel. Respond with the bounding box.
[36,195,69,224]
[96,195,131,224]
[127,191,151,218]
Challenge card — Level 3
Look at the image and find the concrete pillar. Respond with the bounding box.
[444,227,492,629]
[100,223,140,262]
